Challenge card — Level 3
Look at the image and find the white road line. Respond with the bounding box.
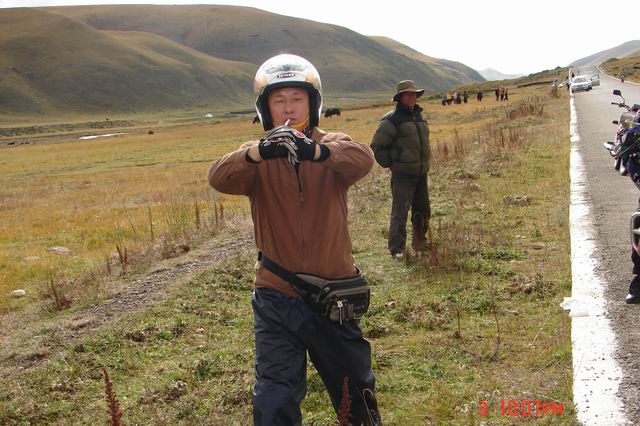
[569,96,629,425]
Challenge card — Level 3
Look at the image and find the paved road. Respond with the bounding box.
[572,67,640,423]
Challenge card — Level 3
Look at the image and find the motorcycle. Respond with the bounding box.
[603,89,640,175]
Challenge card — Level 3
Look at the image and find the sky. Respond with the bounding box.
[1,0,638,75]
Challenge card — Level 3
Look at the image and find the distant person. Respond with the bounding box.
[371,80,430,259]
[499,86,505,101]
[571,71,575,79]
[495,88,500,101]
[447,91,453,105]
[504,87,509,101]
[208,53,381,425]
[551,79,559,97]
[477,91,483,102]
[565,77,571,91]
[441,94,447,106]
[463,90,468,104]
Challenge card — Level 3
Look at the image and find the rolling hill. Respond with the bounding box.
[600,54,640,82]
[478,68,523,81]
[369,36,484,87]
[0,8,256,115]
[1,5,486,115]
[52,5,484,93]
[570,40,640,68]
[51,5,486,92]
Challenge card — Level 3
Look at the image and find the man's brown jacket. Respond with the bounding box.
[208,132,374,298]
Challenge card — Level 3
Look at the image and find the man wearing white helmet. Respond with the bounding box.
[209,54,381,425]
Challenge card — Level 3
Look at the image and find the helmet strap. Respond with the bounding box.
[291,116,309,131]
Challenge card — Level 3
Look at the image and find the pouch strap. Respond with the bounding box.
[257,252,320,296]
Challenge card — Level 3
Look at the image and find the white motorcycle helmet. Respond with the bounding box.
[254,54,323,131]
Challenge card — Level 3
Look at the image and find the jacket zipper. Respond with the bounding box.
[412,110,426,176]
[294,165,306,269]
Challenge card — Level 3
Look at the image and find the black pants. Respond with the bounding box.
[388,173,430,255]
[252,288,378,425]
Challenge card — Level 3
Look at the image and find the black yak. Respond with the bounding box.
[324,108,341,118]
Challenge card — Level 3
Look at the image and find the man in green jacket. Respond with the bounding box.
[371,80,430,258]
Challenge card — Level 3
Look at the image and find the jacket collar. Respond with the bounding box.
[396,103,423,115]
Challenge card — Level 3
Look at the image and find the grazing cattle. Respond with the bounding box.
[148,129,154,135]
[253,115,260,124]
[324,108,341,118]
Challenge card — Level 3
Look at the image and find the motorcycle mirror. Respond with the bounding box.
[613,89,622,96]
[613,120,619,125]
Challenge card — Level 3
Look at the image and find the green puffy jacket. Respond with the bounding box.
[370,104,430,176]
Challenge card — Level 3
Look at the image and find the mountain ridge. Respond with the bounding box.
[1,5,487,115]
[0,8,256,115]
[570,40,640,68]
[478,68,523,81]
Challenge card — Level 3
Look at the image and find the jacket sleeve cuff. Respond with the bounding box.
[313,145,331,162]
[246,151,259,164]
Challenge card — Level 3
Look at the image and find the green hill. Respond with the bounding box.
[52,4,483,94]
[1,5,486,116]
[0,8,255,115]
[370,36,485,87]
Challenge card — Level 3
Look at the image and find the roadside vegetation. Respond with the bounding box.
[601,55,640,82]
[0,74,576,424]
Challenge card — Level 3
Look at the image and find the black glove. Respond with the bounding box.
[261,125,317,164]
[294,136,317,161]
[258,138,290,160]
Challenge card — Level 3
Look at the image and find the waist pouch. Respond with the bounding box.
[295,272,370,323]
[258,252,370,324]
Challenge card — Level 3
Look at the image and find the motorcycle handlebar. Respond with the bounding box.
[611,102,631,110]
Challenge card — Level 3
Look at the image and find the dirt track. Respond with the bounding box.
[0,232,254,371]
[572,69,640,422]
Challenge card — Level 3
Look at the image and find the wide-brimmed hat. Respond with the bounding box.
[392,80,425,102]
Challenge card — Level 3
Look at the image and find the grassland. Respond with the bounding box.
[0,80,575,424]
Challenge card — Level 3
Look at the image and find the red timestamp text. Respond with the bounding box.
[478,399,564,417]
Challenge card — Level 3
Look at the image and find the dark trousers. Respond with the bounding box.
[252,288,378,425]
[388,173,430,255]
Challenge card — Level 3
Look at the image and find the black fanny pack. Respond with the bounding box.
[258,252,370,324]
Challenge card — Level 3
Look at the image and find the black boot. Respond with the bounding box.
[360,389,382,426]
[625,276,640,304]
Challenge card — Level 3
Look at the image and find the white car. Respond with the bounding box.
[571,76,592,93]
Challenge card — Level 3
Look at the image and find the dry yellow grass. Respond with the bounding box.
[601,55,640,82]
[0,82,575,424]
[0,85,552,309]
[0,118,257,306]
